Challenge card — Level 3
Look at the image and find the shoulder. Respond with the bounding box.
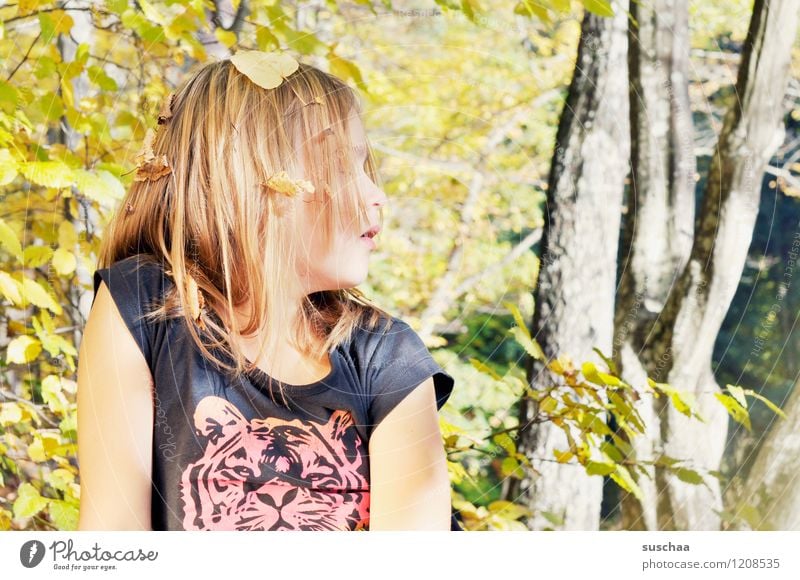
[91,253,173,366]
[349,312,421,363]
[352,313,455,438]
[92,253,172,310]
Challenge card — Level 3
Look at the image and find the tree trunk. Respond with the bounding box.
[641,0,800,530]
[732,376,800,530]
[613,0,695,531]
[503,1,630,530]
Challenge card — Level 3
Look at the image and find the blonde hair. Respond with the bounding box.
[96,57,394,402]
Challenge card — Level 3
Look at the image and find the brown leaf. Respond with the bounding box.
[157,92,175,125]
[134,128,172,182]
[261,170,315,197]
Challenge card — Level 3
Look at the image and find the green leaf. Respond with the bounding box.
[674,466,705,487]
[12,482,49,519]
[585,460,616,476]
[592,347,618,375]
[509,326,545,360]
[503,300,531,341]
[48,499,79,530]
[501,456,525,478]
[492,432,517,455]
[45,468,76,493]
[741,387,787,420]
[540,510,564,526]
[600,441,624,463]
[469,357,501,380]
[611,464,644,501]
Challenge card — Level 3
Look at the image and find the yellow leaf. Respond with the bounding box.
[20,161,74,188]
[28,437,47,462]
[42,375,69,414]
[0,218,22,258]
[52,248,77,276]
[74,168,124,203]
[6,335,42,364]
[0,148,18,186]
[23,245,53,267]
[60,76,74,108]
[0,271,21,304]
[48,499,79,530]
[230,50,299,90]
[215,28,237,48]
[0,402,23,426]
[12,482,49,519]
[58,220,78,249]
[45,468,75,493]
[21,277,62,314]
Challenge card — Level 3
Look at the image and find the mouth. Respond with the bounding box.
[360,225,381,239]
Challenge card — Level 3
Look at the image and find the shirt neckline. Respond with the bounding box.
[244,346,339,397]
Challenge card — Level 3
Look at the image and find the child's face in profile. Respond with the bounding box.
[294,111,388,293]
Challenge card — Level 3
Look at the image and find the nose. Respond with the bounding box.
[365,179,388,209]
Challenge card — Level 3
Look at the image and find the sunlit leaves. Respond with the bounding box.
[714,384,787,433]
[20,161,73,188]
[6,335,42,364]
[12,483,49,520]
[0,219,22,259]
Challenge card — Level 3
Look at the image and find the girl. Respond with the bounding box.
[76,52,459,531]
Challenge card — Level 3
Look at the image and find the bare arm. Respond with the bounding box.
[368,376,451,530]
[77,280,154,530]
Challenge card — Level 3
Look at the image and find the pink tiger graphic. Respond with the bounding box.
[179,395,370,530]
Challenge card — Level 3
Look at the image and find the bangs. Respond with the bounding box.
[281,65,373,248]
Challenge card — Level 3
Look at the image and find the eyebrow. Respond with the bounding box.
[352,143,368,161]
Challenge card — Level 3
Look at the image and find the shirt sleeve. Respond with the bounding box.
[366,318,455,437]
[91,254,165,369]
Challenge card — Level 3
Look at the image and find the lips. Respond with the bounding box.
[360,224,381,239]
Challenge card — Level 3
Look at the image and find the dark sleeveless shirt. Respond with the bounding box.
[91,253,461,531]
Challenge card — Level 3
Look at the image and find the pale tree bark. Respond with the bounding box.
[641,0,799,530]
[732,374,800,530]
[502,0,630,530]
[612,0,695,531]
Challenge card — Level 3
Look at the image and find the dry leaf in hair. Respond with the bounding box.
[230,50,299,90]
[157,92,175,125]
[134,128,172,182]
[262,170,315,197]
[186,272,203,323]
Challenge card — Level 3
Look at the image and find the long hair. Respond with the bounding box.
[96,57,394,401]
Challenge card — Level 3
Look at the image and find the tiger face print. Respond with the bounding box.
[179,395,370,530]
